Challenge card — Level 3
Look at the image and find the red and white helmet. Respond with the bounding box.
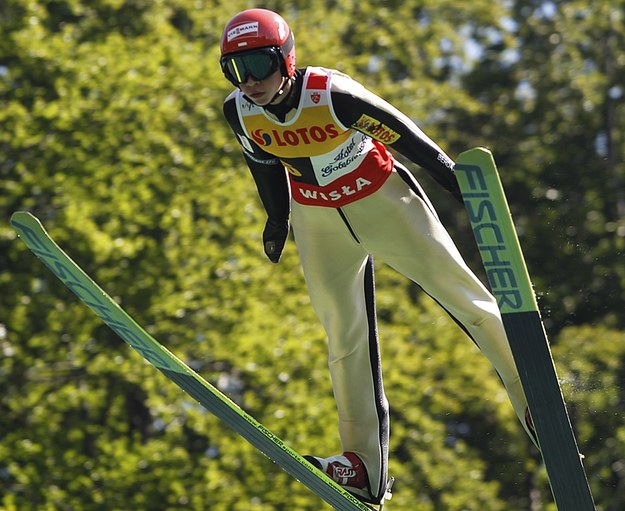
[220,9,296,79]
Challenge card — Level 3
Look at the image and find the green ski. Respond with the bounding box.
[10,211,386,511]
[454,147,595,510]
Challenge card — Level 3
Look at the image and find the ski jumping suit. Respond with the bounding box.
[223,66,536,500]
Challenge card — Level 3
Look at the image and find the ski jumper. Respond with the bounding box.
[223,67,536,500]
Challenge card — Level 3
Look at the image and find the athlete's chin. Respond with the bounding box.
[246,93,271,105]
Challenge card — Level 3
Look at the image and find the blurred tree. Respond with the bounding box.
[552,325,625,510]
[455,0,625,331]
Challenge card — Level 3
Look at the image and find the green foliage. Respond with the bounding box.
[1,0,623,510]
[552,325,625,510]
[458,0,625,330]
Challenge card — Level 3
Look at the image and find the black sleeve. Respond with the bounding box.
[223,98,290,222]
[331,84,459,196]
[248,163,290,222]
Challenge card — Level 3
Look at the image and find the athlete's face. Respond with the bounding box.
[239,69,286,106]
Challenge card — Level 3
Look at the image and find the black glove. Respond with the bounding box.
[262,218,289,263]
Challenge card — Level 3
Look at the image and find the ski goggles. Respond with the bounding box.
[220,48,281,86]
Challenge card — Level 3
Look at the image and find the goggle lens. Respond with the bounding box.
[222,50,280,85]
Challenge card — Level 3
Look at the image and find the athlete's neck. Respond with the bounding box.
[264,69,303,122]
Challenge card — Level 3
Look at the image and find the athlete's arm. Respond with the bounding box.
[329,72,461,199]
[223,96,290,262]
[223,96,290,221]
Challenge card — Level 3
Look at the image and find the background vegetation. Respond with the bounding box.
[1,0,624,509]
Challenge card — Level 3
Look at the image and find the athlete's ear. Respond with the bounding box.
[262,218,289,263]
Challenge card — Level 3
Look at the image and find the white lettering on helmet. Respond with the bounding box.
[227,22,259,42]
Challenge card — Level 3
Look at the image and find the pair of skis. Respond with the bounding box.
[11,147,594,509]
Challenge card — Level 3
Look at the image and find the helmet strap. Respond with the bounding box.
[269,76,291,105]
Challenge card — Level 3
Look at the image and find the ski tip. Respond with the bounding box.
[10,210,36,224]
[10,211,43,235]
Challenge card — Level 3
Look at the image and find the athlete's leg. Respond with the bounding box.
[342,168,537,445]
[290,201,390,499]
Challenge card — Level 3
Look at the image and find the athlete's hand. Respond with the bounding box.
[263,218,289,263]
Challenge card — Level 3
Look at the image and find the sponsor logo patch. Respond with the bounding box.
[334,467,357,479]
[251,124,340,147]
[320,135,367,178]
[297,177,373,203]
[437,152,454,169]
[227,22,259,42]
[352,114,401,144]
